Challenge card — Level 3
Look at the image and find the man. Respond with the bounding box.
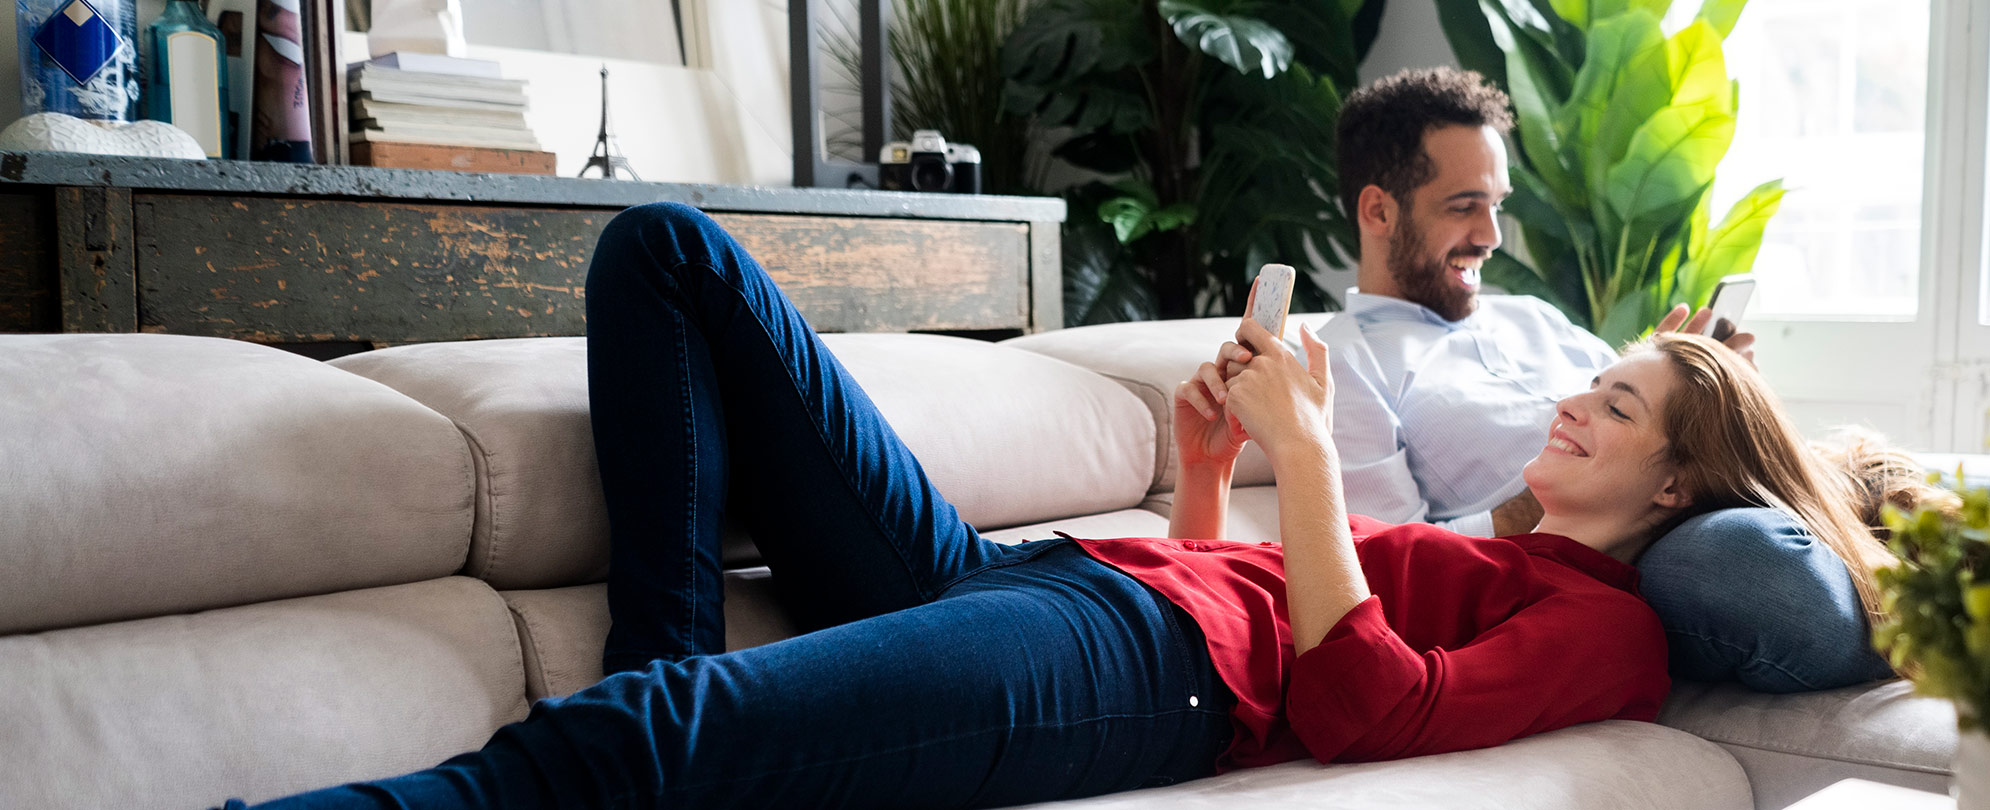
[1315,67,1887,693]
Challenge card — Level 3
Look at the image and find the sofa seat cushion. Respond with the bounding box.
[0,333,473,634]
[1016,720,1750,809]
[336,334,1155,588]
[506,508,1173,700]
[502,572,800,701]
[1658,680,1957,808]
[1002,315,1334,493]
[0,576,529,810]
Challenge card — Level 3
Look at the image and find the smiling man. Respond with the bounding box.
[1317,67,1599,538]
[1312,67,1899,694]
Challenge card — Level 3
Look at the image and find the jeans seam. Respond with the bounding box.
[670,707,1212,796]
[1664,626,1822,691]
[674,309,702,649]
[690,256,940,603]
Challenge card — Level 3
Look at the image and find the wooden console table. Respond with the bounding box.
[0,152,1066,349]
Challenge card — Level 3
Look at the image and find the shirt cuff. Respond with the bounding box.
[1284,595,1427,762]
[1436,510,1495,538]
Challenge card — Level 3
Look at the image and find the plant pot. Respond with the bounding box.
[1960,726,1989,810]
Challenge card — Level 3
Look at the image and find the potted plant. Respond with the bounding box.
[1875,485,1990,809]
[1435,0,1782,345]
[1000,0,1384,324]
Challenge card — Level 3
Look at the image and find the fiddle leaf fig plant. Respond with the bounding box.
[1437,0,1782,345]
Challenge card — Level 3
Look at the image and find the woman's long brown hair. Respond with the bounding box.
[1633,333,1955,647]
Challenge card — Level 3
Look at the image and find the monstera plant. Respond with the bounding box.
[1001,0,1384,324]
[1437,0,1783,345]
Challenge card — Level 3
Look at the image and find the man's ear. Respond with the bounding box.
[1652,476,1692,511]
[1356,185,1396,237]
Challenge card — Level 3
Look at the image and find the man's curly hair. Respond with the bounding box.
[1336,67,1514,218]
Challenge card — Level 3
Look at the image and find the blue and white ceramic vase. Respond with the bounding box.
[16,0,140,122]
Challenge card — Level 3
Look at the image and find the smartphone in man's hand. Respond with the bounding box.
[1700,274,1756,342]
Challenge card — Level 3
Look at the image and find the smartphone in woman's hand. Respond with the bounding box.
[1246,263,1297,346]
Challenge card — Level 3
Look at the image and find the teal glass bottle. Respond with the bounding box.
[143,0,230,158]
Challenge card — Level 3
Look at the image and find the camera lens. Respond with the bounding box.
[910,157,953,192]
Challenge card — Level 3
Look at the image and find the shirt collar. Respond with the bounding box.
[1344,288,1473,332]
[1508,533,1643,595]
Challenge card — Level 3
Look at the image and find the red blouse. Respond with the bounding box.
[1067,515,1670,769]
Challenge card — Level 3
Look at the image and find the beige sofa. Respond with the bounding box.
[0,315,1959,810]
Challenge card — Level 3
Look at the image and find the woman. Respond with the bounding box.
[218,203,1938,809]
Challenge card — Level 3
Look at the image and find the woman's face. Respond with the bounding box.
[1522,351,1686,521]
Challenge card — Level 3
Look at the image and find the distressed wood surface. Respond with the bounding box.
[56,186,136,332]
[0,191,56,332]
[132,196,1032,343]
[1029,220,1064,332]
[1,151,1065,222]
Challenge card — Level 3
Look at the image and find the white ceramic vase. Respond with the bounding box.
[1959,726,1989,810]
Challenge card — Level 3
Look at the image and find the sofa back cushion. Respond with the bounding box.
[1002,314,1336,493]
[331,333,1155,588]
[0,334,474,635]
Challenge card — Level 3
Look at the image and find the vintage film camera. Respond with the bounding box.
[878,130,982,194]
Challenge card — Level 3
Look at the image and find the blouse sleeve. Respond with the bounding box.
[1282,592,1668,763]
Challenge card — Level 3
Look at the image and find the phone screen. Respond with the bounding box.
[1702,275,1756,339]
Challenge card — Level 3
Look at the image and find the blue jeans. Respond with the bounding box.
[1636,508,1898,693]
[219,203,1233,809]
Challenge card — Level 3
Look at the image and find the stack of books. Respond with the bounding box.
[346,52,555,176]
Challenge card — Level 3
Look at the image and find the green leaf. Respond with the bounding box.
[1548,0,1589,28]
[1667,21,1732,111]
[1679,178,1785,294]
[1434,0,1510,89]
[1483,248,1568,310]
[1099,196,1155,244]
[1158,0,1294,79]
[1605,102,1735,228]
[1150,201,1200,232]
[1000,0,1150,84]
[1695,0,1748,38]
[1596,287,1655,345]
[1575,12,1674,204]
[1485,3,1583,202]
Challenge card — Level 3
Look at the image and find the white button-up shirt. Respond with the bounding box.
[1314,291,1619,536]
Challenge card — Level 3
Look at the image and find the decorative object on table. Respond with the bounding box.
[249,0,312,162]
[825,0,1033,195]
[17,0,141,121]
[1000,0,1386,324]
[143,0,231,158]
[877,129,979,194]
[346,55,548,170]
[0,110,203,157]
[364,0,466,58]
[1435,0,1783,345]
[578,65,636,180]
[1874,483,1990,810]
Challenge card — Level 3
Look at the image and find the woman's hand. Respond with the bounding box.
[1223,319,1334,469]
[1173,341,1253,469]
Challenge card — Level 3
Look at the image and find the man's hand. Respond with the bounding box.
[1490,488,1544,536]
[1655,303,1757,366]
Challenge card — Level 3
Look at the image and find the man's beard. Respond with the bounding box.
[1386,209,1481,322]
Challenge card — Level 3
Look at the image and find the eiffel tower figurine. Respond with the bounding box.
[579,65,639,180]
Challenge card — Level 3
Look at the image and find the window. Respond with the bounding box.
[1668,0,1930,318]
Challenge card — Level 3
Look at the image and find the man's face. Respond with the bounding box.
[1384,125,1511,322]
